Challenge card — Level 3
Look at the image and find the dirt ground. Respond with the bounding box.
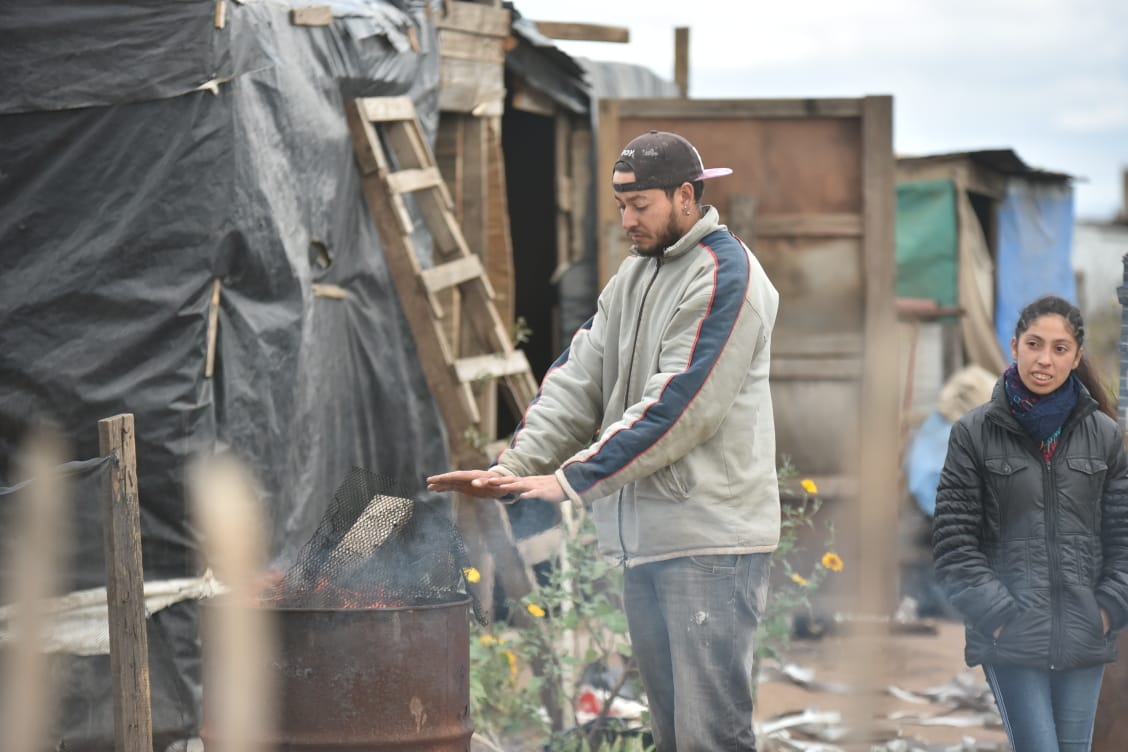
[754,618,1009,750]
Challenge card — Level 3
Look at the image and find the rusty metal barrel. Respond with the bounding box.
[203,596,473,751]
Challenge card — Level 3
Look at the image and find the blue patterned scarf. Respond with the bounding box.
[1003,363,1080,461]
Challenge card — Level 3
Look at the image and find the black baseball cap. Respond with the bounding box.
[612,130,733,193]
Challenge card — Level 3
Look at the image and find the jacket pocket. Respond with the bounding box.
[639,458,694,500]
[984,457,1032,530]
[1066,457,1108,495]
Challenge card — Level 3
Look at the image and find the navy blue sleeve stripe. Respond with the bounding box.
[507,316,595,451]
[563,234,751,496]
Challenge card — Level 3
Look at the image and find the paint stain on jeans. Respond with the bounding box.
[694,611,709,625]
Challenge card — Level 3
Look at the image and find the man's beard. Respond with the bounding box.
[634,208,683,257]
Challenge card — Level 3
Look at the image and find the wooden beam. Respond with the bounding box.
[438,28,505,63]
[311,283,350,300]
[98,414,154,752]
[674,27,689,98]
[510,80,557,117]
[436,1,511,36]
[386,166,446,195]
[597,98,621,286]
[420,255,486,294]
[360,96,416,124]
[205,278,220,378]
[290,6,332,26]
[455,350,533,383]
[754,213,865,238]
[612,97,864,119]
[533,21,629,43]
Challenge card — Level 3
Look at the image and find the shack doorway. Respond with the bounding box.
[502,108,560,382]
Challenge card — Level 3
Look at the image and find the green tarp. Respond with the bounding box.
[896,179,957,306]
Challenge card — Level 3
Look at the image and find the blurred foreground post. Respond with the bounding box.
[191,455,275,752]
[0,430,69,752]
[98,414,153,752]
[843,94,900,744]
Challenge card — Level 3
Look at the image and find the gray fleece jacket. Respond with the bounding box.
[496,207,781,565]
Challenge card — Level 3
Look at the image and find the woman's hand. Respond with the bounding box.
[993,624,1003,639]
[1101,607,1111,635]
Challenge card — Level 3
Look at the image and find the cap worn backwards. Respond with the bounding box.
[612,130,733,193]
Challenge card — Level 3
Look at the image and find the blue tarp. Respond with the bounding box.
[904,411,953,518]
[995,182,1076,353]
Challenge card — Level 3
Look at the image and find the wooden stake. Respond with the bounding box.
[97,414,154,752]
[205,278,221,378]
[674,27,689,98]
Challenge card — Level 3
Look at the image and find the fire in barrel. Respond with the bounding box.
[203,468,483,751]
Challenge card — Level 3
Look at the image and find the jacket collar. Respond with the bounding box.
[630,205,725,261]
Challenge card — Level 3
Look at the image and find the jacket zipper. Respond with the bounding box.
[616,257,663,564]
[1045,456,1063,670]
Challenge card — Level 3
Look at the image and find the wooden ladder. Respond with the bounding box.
[345,96,538,467]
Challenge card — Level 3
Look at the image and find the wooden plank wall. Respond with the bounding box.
[435,1,510,117]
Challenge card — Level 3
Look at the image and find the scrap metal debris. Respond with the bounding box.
[755,662,1004,750]
[758,662,851,694]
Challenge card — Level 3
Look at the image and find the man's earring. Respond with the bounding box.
[683,205,691,215]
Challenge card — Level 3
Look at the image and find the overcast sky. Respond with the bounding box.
[516,0,1128,220]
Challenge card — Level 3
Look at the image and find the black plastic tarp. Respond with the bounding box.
[0,0,449,745]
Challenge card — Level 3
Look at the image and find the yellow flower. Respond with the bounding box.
[478,633,500,647]
[527,603,546,618]
[501,648,517,677]
[462,566,481,584]
[821,552,844,572]
[790,573,809,587]
[800,478,819,495]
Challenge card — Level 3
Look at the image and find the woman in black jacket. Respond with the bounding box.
[932,295,1128,752]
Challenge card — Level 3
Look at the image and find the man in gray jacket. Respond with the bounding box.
[428,130,780,751]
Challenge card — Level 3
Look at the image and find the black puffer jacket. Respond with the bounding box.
[932,379,1128,669]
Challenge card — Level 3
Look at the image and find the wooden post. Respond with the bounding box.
[674,27,689,98]
[97,414,153,752]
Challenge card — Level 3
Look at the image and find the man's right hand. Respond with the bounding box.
[426,469,509,499]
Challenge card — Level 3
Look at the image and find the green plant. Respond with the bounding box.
[467,460,837,747]
[752,458,842,699]
[513,316,533,345]
[467,516,639,750]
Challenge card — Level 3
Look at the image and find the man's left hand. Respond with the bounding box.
[485,473,567,503]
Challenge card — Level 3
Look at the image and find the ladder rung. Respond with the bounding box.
[455,351,532,384]
[387,166,445,195]
[359,96,416,123]
[420,255,485,294]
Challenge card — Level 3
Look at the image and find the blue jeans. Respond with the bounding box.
[624,553,770,752]
[983,663,1105,752]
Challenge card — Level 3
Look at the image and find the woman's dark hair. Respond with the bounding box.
[1015,295,1116,420]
